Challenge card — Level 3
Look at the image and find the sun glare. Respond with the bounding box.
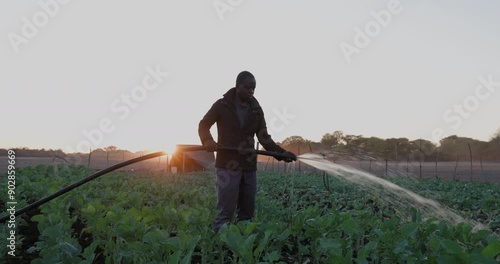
[164,143,177,155]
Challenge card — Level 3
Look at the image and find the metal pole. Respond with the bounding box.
[87,147,92,168]
[468,143,473,182]
[298,145,301,173]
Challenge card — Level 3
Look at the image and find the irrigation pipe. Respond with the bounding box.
[0,146,295,223]
[177,145,297,161]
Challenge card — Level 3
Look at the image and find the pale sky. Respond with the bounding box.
[1,1,500,153]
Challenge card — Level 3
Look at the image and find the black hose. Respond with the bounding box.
[0,151,166,223]
[177,146,297,161]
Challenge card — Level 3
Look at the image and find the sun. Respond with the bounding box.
[165,142,177,155]
[138,141,177,156]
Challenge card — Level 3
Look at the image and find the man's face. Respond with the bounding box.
[236,77,256,103]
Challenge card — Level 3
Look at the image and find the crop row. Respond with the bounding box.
[1,164,499,263]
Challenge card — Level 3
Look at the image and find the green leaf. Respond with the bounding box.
[436,255,461,264]
[471,230,490,243]
[438,221,448,235]
[357,241,377,260]
[469,253,498,264]
[244,222,258,235]
[401,222,419,238]
[319,237,342,250]
[482,241,500,258]
[330,249,353,264]
[143,215,156,224]
[254,230,272,258]
[263,250,280,262]
[59,241,82,257]
[106,211,116,219]
[276,229,291,241]
[165,237,181,250]
[81,240,99,264]
[219,224,255,261]
[27,246,39,254]
[339,218,361,237]
[81,205,96,214]
[167,251,181,264]
[364,241,377,251]
[244,234,257,257]
[143,230,168,245]
[373,229,386,241]
[392,239,408,255]
[30,214,45,223]
[220,225,241,250]
[380,217,399,231]
[319,237,342,256]
[428,234,441,252]
[440,239,463,255]
[180,235,201,264]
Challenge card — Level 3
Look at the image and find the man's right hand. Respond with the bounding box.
[282,151,297,162]
[204,139,218,152]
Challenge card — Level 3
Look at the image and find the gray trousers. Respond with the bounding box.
[213,168,257,232]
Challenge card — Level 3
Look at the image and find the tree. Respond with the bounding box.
[281,136,308,147]
[381,138,411,160]
[438,136,481,161]
[104,146,118,152]
[486,133,500,161]
[364,137,387,157]
[321,130,344,149]
[343,134,364,154]
[491,127,500,140]
[409,139,436,161]
[92,148,105,153]
[280,135,314,154]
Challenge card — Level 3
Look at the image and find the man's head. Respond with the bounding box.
[235,71,256,103]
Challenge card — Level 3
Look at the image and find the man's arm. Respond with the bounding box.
[256,114,285,153]
[198,102,219,151]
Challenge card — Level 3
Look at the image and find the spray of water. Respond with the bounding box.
[297,153,487,231]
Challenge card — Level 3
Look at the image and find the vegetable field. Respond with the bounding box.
[1,164,499,263]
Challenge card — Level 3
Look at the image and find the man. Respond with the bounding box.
[198,71,296,232]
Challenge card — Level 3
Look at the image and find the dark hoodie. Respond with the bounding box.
[198,88,286,171]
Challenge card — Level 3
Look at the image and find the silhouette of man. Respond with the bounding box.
[199,71,296,232]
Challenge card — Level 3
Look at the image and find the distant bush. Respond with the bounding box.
[0,147,65,157]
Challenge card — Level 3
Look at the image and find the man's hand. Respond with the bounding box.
[204,139,218,152]
[282,151,297,163]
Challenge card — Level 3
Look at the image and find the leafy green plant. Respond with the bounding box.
[2,165,499,263]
